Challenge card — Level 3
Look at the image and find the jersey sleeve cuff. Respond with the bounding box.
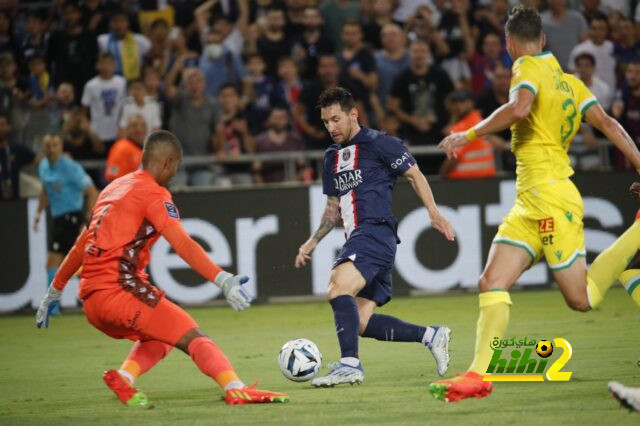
[509,81,538,96]
[579,97,599,115]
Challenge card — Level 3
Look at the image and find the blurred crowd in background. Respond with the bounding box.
[1,0,640,198]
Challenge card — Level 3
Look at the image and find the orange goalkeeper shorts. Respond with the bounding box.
[82,287,198,346]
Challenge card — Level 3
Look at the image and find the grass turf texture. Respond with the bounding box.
[1,287,638,425]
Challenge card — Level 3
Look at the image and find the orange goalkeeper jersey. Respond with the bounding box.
[79,170,181,305]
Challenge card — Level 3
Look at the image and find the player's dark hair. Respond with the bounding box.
[575,53,596,67]
[505,6,542,42]
[317,87,356,113]
[142,130,183,166]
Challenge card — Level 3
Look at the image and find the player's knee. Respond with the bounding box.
[477,273,496,293]
[175,328,209,353]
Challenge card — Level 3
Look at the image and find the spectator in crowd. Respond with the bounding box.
[0,113,35,200]
[392,0,431,23]
[580,0,608,23]
[62,108,104,187]
[439,89,495,179]
[291,7,335,80]
[0,53,24,138]
[34,133,98,316]
[337,21,375,126]
[388,39,453,174]
[118,79,162,137]
[105,114,146,182]
[165,66,220,186]
[144,18,171,77]
[375,23,410,110]
[541,0,588,70]
[405,6,450,60]
[198,20,248,99]
[245,54,275,135]
[473,0,509,43]
[81,0,110,34]
[81,53,127,149]
[295,54,361,150]
[18,8,48,74]
[319,0,362,48]
[475,63,513,171]
[612,61,640,149]
[98,10,151,81]
[27,54,51,108]
[167,26,199,74]
[574,53,613,111]
[0,10,17,56]
[257,6,293,78]
[568,16,615,90]
[362,0,396,50]
[437,0,474,89]
[253,105,305,183]
[21,54,55,153]
[46,1,97,104]
[469,32,509,96]
[613,17,640,81]
[195,2,248,57]
[284,0,307,35]
[271,57,303,114]
[214,83,255,186]
[50,82,76,131]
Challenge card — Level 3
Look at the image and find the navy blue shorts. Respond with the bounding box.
[333,222,397,307]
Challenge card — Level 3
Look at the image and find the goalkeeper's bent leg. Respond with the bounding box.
[119,340,173,384]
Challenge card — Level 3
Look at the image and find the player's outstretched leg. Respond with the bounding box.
[179,330,289,404]
[361,313,451,376]
[619,270,640,306]
[312,262,365,388]
[103,340,172,407]
[609,381,640,412]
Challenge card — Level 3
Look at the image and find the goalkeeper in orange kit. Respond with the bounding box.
[35,130,288,406]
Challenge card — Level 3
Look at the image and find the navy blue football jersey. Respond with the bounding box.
[322,127,416,238]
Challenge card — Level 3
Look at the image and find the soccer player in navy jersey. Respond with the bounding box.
[294,87,455,387]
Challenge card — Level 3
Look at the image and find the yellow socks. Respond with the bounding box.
[619,269,640,306]
[587,220,640,308]
[468,290,512,375]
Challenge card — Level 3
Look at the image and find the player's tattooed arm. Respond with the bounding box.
[313,196,341,242]
[295,196,340,268]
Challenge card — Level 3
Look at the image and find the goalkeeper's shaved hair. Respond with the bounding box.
[142,130,183,167]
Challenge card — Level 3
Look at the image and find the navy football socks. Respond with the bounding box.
[362,314,427,343]
[329,295,360,359]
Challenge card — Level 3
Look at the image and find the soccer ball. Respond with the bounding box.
[278,338,322,382]
[536,340,554,358]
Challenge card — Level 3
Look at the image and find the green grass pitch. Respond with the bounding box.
[1,287,638,425]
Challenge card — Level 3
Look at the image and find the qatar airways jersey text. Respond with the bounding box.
[322,128,416,238]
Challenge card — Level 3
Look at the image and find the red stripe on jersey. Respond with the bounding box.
[334,151,339,174]
[351,191,358,229]
[353,144,360,170]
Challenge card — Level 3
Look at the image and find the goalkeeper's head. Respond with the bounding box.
[142,130,183,188]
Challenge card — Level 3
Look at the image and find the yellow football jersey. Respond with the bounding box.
[509,51,598,193]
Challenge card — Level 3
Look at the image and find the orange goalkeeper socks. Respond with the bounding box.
[188,337,243,390]
[119,340,173,384]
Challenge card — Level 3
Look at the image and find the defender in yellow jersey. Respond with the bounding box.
[429,6,640,403]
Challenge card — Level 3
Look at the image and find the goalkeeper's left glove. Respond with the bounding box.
[214,272,252,311]
[36,286,62,329]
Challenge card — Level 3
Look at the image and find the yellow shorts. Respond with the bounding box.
[494,179,585,270]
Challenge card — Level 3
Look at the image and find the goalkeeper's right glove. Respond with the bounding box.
[214,272,252,311]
